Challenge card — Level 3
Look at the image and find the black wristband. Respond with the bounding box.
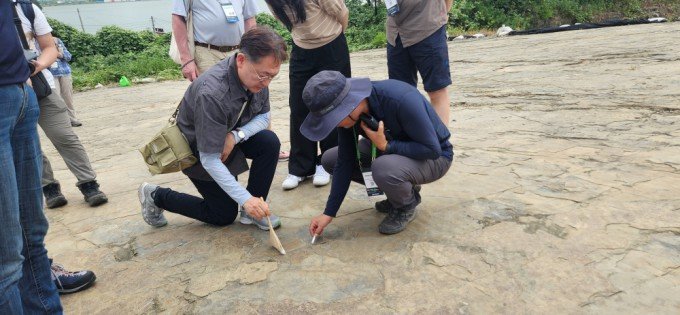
[181,59,195,69]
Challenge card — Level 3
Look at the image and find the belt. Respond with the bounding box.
[194,42,240,53]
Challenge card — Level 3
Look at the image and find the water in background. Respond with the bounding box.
[43,0,269,34]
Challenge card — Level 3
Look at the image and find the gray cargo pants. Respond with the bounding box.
[39,89,96,187]
[322,139,452,209]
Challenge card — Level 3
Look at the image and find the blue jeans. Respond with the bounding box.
[0,84,62,314]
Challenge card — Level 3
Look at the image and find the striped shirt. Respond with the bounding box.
[272,0,347,49]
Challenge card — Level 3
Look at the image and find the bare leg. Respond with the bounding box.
[427,87,451,126]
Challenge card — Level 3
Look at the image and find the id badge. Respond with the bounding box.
[221,3,239,23]
[385,0,399,16]
[361,167,384,196]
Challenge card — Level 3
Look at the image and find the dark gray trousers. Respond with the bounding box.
[322,139,452,209]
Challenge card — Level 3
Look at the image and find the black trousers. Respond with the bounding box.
[154,130,280,226]
[288,33,352,177]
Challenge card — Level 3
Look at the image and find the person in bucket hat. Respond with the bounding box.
[301,70,454,235]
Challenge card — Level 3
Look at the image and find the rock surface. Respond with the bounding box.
[44,22,680,313]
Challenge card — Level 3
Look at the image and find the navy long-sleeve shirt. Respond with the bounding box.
[323,79,453,217]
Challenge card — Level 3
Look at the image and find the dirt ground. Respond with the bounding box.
[43,22,679,314]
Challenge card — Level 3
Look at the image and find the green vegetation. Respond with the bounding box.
[50,0,678,89]
[447,0,679,30]
[49,18,180,89]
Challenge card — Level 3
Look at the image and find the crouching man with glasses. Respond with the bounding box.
[138,27,287,230]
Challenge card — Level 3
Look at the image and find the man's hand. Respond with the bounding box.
[309,214,333,236]
[29,60,44,76]
[182,60,199,82]
[243,197,270,220]
[360,121,388,151]
[221,132,237,162]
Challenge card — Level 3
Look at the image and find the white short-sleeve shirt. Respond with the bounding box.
[15,2,56,88]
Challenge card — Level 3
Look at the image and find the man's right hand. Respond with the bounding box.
[182,60,198,81]
[309,214,333,236]
[243,197,270,220]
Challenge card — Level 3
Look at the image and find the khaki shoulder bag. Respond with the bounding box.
[140,104,197,175]
[140,97,250,175]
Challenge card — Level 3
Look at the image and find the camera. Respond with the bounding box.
[359,113,379,131]
[359,113,392,141]
[24,49,38,74]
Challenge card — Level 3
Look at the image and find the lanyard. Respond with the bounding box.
[353,127,376,169]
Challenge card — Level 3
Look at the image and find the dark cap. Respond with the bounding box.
[300,71,371,141]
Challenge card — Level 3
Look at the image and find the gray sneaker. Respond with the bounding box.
[239,210,281,230]
[378,203,418,235]
[138,182,167,227]
[375,185,421,213]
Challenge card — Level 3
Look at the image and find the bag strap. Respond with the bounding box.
[186,0,194,49]
[185,0,193,14]
[17,0,35,26]
[183,0,193,26]
[16,0,36,36]
[169,101,182,123]
[231,95,252,130]
[12,2,30,50]
[170,94,252,127]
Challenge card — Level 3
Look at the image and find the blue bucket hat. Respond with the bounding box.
[300,71,372,142]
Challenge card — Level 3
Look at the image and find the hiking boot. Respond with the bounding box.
[240,209,281,230]
[77,180,108,207]
[50,262,96,294]
[138,182,167,227]
[378,202,419,235]
[375,185,421,213]
[43,182,67,209]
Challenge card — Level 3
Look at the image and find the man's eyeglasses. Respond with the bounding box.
[247,61,276,82]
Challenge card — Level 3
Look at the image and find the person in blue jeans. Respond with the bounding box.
[0,0,62,312]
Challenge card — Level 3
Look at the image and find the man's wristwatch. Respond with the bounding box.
[236,129,246,143]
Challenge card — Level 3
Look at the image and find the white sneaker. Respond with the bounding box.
[282,174,304,190]
[313,165,331,186]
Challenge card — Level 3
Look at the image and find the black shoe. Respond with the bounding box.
[375,185,421,213]
[77,181,108,207]
[71,121,82,127]
[50,262,96,294]
[43,183,68,209]
[378,201,419,235]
